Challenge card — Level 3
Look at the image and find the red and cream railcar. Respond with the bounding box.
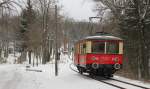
[74,34,123,77]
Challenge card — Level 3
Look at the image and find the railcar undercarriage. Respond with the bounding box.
[77,64,122,77]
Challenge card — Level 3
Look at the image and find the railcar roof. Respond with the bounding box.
[82,35,123,41]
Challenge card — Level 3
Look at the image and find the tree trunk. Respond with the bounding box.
[28,50,32,64]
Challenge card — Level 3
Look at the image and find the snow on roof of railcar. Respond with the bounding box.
[83,35,123,40]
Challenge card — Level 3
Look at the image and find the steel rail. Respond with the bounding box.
[110,78,150,89]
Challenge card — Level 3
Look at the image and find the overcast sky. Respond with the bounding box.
[59,0,96,21]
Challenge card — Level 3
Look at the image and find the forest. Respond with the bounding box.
[0,0,150,81]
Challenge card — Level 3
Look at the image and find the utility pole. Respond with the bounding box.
[55,5,58,76]
[27,0,32,64]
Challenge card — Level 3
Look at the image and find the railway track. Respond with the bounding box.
[94,76,149,89]
[110,78,149,89]
[95,78,126,89]
[69,64,125,89]
[69,63,150,89]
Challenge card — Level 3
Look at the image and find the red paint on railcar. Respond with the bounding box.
[75,54,123,65]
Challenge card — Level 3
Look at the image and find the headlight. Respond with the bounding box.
[113,57,119,63]
[91,57,97,61]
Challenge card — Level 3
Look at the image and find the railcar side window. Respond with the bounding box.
[92,42,105,53]
[80,43,82,54]
[83,43,86,54]
[80,43,86,54]
[106,42,119,54]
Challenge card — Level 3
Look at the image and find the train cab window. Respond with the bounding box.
[83,44,86,54]
[79,43,82,54]
[80,43,86,54]
[106,42,119,54]
[92,42,105,53]
[83,44,86,49]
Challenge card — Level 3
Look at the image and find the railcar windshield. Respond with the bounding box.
[92,41,120,54]
[106,42,119,54]
[92,42,105,53]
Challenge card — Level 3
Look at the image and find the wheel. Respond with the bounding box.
[89,72,94,78]
[78,67,83,74]
[108,74,113,77]
[89,70,95,78]
[105,74,113,79]
[79,69,83,74]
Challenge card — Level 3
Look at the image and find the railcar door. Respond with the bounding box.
[74,43,80,65]
[78,42,86,67]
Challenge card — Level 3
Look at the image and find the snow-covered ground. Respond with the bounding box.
[0,64,116,89]
[6,53,21,64]
[0,54,150,89]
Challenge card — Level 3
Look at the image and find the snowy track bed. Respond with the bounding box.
[0,62,150,89]
[93,77,149,89]
[109,78,149,89]
[70,63,150,89]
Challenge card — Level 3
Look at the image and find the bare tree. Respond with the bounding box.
[0,0,20,63]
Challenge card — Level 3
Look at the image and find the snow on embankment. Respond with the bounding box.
[23,53,116,89]
[0,53,149,89]
[7,53,21,64]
